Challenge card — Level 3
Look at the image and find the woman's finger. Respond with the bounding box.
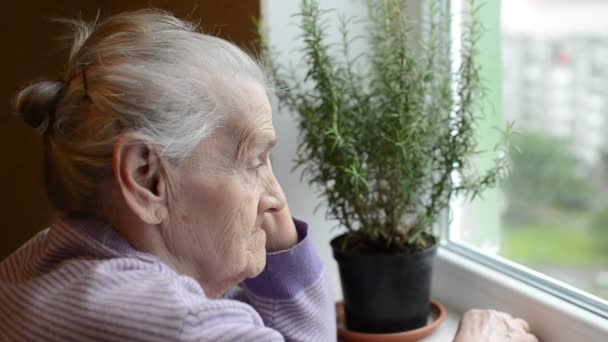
[507,317,530,332]
[524,332,540,342]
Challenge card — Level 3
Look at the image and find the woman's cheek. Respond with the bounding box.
[242,169,265,196]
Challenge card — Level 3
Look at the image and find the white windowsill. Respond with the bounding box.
[420,304,460,342]
[431,247,608,342]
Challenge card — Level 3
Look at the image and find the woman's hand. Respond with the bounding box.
[454,309,539,342]
[261,206,298,252]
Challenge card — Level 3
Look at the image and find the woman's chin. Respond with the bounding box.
[249,248,267,277]
[239,230,267,278]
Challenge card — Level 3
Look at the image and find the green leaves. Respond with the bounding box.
[259,0,508,252]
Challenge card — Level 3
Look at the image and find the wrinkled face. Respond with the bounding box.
[162,79,284,297]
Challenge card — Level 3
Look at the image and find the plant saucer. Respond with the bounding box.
[336,300,447,342]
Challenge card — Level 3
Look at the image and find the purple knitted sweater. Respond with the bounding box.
[0,217,336,341]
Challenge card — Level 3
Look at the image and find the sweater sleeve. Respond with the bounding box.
[242,218,336,341]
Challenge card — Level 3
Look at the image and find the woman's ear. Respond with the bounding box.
[113,133,169,224]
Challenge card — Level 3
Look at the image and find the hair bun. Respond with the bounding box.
[15,80,65,134]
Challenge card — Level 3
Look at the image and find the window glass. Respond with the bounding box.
[451,0,608,302]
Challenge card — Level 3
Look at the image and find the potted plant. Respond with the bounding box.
[258,0,509,335]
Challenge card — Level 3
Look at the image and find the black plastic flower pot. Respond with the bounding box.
[331,233,438,334]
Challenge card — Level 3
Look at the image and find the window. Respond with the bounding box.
[447,0,608,316]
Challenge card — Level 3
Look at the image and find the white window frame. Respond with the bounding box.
[432,245,608,341]
[433,1,608,340]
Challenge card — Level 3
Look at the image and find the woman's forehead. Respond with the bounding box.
[219,78,270,114]
[223,81,273,134]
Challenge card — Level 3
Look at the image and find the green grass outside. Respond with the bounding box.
[501,224,608,265]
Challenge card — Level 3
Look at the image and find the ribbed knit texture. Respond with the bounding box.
[0,217,336,341]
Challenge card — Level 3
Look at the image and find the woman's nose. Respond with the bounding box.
[260,176,286,213]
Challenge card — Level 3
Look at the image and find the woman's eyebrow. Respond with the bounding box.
[261,137,277,152]
[235,130,276,160]
[247,135,277,156]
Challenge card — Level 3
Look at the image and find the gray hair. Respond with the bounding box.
[14,9,269,212]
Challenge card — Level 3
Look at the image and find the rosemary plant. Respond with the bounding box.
[259,0,509,254]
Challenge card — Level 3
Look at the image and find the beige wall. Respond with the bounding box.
[0,0,260,258]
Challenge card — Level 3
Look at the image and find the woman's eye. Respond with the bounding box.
[249,160,264,172]
[248,152,270,173]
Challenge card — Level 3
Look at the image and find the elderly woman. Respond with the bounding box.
[0,9,537,342]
